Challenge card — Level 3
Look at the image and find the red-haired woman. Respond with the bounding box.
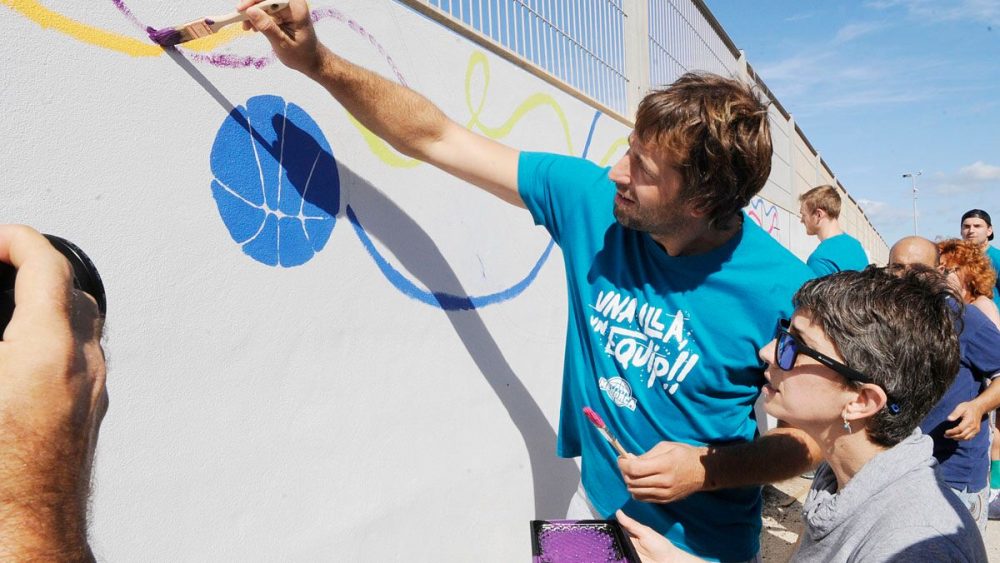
[939,238,1000,329]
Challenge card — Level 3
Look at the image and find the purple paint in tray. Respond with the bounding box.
[530,520,640,563]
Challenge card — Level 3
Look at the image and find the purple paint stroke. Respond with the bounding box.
[310,8,408,86]
[109,0,146,31]
[111,0,407,81]
[188,52,275,70]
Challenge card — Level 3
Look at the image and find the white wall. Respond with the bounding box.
[2,1,882,560]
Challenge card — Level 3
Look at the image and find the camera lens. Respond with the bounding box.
[0,235,106,339]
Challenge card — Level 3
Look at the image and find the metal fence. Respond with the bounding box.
[647,0,737,90]
[395,0,888,256]
[397,0,747,119]
[405,0,629,116]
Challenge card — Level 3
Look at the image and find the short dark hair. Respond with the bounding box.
[634,72,772,230]
[961,209,994,241]
[793,266,960,447]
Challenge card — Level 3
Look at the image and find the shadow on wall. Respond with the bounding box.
[169,47,580,517]
[232,104,580,517]
[332,159,580,519]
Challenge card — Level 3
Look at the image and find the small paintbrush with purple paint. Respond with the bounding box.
[147,1,289,47]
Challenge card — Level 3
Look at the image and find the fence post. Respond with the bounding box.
[623,0,650,122]
[736,49,750,83]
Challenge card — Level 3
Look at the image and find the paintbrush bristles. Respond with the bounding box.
[146,26,182,47]
[147,19,213,47]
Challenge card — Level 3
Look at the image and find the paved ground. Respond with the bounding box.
[761,476,1000,561]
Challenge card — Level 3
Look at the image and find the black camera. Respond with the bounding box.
[0,235,106,339]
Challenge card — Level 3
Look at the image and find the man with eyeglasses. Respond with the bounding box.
[888,236,1000,530]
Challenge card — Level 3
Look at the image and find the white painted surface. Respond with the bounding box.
[1,1,884,560]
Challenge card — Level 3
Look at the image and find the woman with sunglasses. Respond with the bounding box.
[616,267,987,562]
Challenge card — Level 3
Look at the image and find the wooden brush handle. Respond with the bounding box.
[207,1,290,32]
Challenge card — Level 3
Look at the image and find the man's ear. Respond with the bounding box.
[683,196,709,219]
[844,384,888,422]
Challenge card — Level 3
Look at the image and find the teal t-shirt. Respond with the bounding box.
[518,152,813,562]
[806,233,869,276]
[987,245,1000,310]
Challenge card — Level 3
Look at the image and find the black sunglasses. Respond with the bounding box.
[775,319,870,383]
[774,319,901,414]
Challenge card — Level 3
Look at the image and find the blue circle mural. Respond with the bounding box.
[210,95,340,267]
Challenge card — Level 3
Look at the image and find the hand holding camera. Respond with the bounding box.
[0,225,107,560]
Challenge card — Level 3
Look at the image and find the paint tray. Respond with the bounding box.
[530,519,641,563]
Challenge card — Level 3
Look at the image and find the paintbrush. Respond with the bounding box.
[583,407,631,457]
[147,1,290,48]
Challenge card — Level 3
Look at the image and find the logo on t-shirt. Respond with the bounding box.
[589,289,701,402]
[599,377,637,410]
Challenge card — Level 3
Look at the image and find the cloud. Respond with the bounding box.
[834,22,889,43]
[865,0,1000,26]
[807,89,930,109]
[959,160,1000,180]
[784,12,815,22]
[929,161,1000,195]
[754,52,951,113]
[857,198,915,223]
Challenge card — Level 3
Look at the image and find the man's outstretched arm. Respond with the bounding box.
[240,0,524,208]
[618,425,822,502]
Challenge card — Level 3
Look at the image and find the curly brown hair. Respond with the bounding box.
[634,72,772,231]
[938,238,997,301]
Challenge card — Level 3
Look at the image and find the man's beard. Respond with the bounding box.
[612,192,682,236]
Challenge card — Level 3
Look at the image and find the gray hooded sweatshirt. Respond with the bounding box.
[794,431,987,562]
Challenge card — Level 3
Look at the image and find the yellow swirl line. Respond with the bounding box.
[3,0,159,56]
[464,52,574,154]
[2,0,257,55]
[351,52,589,168]
[598,138,628,167]
[346,114,422,169]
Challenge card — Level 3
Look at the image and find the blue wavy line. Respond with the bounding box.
[349,109,603,310]
[583,110,600,161]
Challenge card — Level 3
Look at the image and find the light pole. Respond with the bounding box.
[902,171,922,235]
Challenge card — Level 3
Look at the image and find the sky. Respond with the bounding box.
[704,0,999,248]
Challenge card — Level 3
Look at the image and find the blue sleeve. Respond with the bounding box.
[517,152,611,246]
[806,254,837,277]
[966,312,1000,379]
[989,247,1000,303]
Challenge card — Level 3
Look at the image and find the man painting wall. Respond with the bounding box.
[239,2,821,560]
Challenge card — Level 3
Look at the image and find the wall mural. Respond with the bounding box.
[4,1,855,265]
[211,95,340,267]
[747,196,783,240]
[4,0,635,309]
